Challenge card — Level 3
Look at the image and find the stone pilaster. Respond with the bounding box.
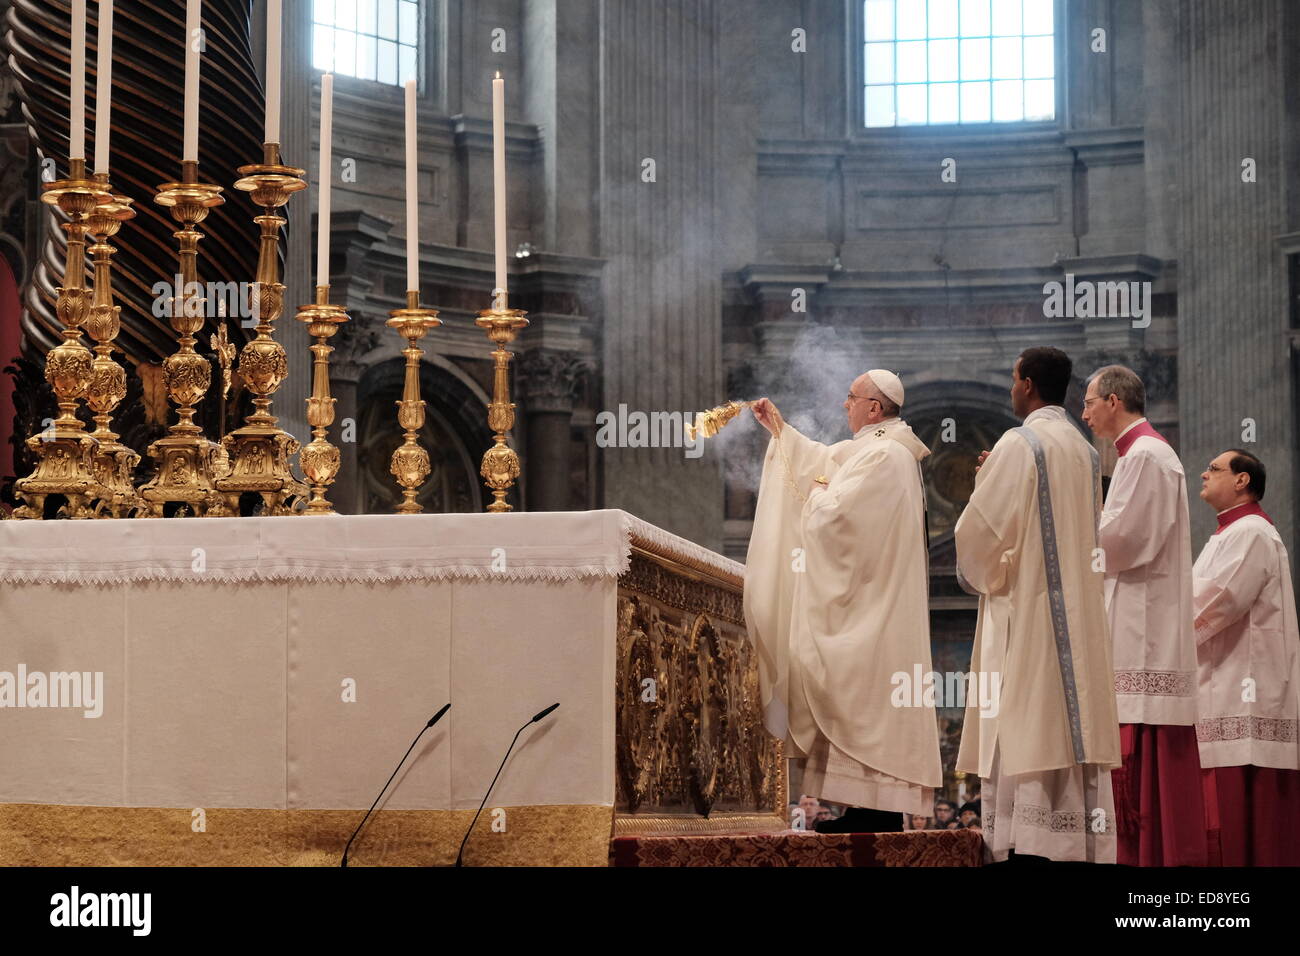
[517,348,589,511]
[1175,0,1295,557]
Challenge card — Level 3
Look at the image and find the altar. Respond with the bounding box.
[0,510,784,866]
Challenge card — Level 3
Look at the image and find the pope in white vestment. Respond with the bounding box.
[955,348,1121,863]
[1192,450,1300,866]
[744,370,942,821]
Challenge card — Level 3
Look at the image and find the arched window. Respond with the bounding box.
[863,0,1055,127]
[313,0,420,86]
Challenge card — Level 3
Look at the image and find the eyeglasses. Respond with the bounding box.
[846,392,877,404]
[1206,463,1229,473]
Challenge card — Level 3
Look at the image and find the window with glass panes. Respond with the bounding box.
[864,0,1054,127]
[313,0,420,87]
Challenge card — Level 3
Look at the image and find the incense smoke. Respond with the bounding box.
[718,321,874,497]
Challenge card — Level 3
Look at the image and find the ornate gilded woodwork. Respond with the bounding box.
[616,542,783,831]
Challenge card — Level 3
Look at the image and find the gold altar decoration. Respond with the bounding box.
[615,534,785,834]
[685,399,752,442]
[295,284,350,514]
[81,175,144,518]
[137,159,227,517]
[210,320,237,413]
[214,143,309,515]
[475,291,529,513]
[12,158,111,520]
[386,290,441,514]
[0,803,613,867]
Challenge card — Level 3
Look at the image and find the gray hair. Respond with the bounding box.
[1088,365,1145,414]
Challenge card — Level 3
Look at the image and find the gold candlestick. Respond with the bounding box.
[13,158,111,520]
[474,289,529,513]
[295,284,349,514]
[386,290,441,514]
[138,159,226,517]
[216,143,309,515]
[81,175,144,518]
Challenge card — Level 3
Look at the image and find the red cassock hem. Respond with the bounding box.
[1114,723,1208,867]
[1203,765,1300,866]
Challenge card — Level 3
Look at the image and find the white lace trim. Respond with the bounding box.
[0,561,628,586]
[618,511,745,580]
[0,510,744,586]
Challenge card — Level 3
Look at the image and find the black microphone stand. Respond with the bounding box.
[341,703,450,867]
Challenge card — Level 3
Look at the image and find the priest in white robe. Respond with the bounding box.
[744,369,942,831]
[1192,449,1300,866]
[955,347,1121,863]
[1081,365,1206,867]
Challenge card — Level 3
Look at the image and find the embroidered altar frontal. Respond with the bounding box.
[0,510,782,865]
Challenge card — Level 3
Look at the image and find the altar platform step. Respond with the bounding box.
[609,828,984,867]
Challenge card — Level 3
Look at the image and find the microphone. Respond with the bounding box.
[341,703,450,868]
[454,702,560,867]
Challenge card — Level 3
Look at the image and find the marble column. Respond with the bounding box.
[597,0,738,549]
[518,348,587,512]
[1175,0,1296,558]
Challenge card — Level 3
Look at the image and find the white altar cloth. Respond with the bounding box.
[0,510,728,864]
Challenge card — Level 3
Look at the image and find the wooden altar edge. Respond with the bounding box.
[624,536,744,592]
[0,804,614,867]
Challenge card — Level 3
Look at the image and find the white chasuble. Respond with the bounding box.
[744,418,942,814]
[1101,422,1199,725]
[955,405,1121,862]
[1193,506,1300,771]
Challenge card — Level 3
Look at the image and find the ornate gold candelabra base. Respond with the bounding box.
[295,286,349,514]
[215,143,309,516]
[12,158,111,520]
[475,293,529,513]
[83,175,144,518]
[387,291,441,514]
[137,161,226,518]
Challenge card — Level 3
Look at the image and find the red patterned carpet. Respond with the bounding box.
[610,828,985,867]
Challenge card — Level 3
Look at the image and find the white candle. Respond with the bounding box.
[93,0,114,174]
[492,71,506,298]
[70,0,87,160]
[405,79,418,294]
[264,0,281,145]
[316,73,333,289]
[183,0,201,162]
